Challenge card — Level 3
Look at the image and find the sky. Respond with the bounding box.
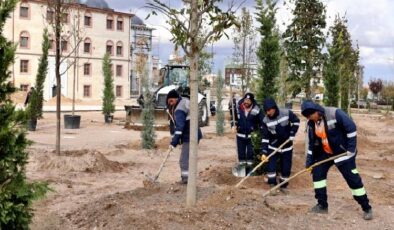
[105,0,394,84]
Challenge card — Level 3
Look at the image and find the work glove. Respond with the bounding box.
[169,145,176,151]
[230,121,237,128]
[260,154,268,162]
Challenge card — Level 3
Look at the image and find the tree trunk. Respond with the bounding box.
[241,36,246,95]
[72,10,80,116]
[186,0,199,207]
[55,0,61,155]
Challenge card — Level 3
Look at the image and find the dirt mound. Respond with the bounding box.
[64,184,275,230]
[200,166,238,186]
[155,136,172,149]
[31,149,129,173]
[9,90,27,104]
[115,137,171,151]
[46,95,80,105]
[357,135,380,152]
[358,126,375,137]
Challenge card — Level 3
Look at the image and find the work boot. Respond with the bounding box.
[363,209,373,220]
[180,176,188,184]
[310,204,328,214]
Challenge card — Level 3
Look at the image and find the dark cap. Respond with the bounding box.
[167,89,180,100]
[243,92,255,101]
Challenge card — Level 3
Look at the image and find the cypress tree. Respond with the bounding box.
[102,53,115,117]
[27,29,50,121]
[140,73,156,149]
[255,0,281,102]
[323,42,341,107]
[0,1,48,228]
[215,70,225,136]
[324,15,359,112]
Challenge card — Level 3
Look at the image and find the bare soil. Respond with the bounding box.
[27,112,394,230]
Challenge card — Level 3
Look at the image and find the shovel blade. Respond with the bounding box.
[232,164,259,177]
[232,164,247,177]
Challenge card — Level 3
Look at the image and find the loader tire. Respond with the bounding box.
[198,99,209,127]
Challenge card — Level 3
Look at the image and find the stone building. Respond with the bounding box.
[4,0,132,101]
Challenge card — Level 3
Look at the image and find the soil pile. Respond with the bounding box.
[9,91,27,104]
[30,149,129,173]
[46,95,81,105]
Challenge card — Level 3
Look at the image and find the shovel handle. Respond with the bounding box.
[262,152,348,197]
[235,139,291,188]
[153,148,173,182]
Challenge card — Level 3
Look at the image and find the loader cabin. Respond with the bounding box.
[160,65,189,87]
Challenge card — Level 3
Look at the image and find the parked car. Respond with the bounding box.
[356,100,367,108]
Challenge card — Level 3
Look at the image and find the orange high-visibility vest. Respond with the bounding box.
[315,121,333,154]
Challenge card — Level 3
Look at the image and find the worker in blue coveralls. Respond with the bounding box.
[167,89,203,184]
[301,100,372,220]
[231,93,261,166]
[260,98,300,194]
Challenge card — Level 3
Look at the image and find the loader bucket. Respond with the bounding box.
[124,105,170,131]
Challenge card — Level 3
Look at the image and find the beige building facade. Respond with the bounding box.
[4,0,132,101]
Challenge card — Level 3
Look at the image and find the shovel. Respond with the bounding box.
[263,152,347,197]
[143,147,173,186]
[235,139,291,188]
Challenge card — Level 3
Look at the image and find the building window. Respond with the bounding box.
[19,31,30,49]
[116,85,122,97]
[116,17,123,31]
[62,12,69,24]
[83,38,91,53]
[106,15,113,30]
[116,65,122,77]
[19,4,30,19]
[116,41,123,56]
[46,9,54,23]
[84,13,92,27]
[83,85,91,97]
[83,63,91,76]
[106,40,113,55]
[61,38,68,52]
[20,60,29,73]
[20,84,29,91]
[48,34,55,51]
[49,39,54,50]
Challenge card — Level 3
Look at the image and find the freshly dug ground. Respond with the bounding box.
[27,112,394,229]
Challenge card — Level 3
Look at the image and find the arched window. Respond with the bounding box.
[84,37,92,54]
[106,15,114,30]
[116,41,123,56]
[46,9,54,23]
[19,31,30,49]
[84,11,92,27]
[106,40,114,55]
[116,16,123,31]
[19,2,30,19]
